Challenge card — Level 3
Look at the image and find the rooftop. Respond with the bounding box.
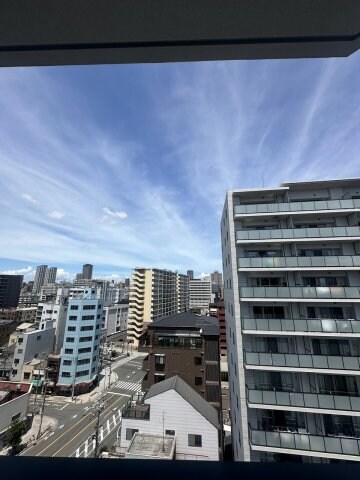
[126,433,175,460]
[150,312,219,336]
[145,375,220,429]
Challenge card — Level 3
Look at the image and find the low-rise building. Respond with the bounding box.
[0,319,17,347]
[119,375,221,461]
[0,381,32,447]
[102,302,129,342]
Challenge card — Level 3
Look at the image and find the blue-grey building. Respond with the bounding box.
[57,288,103,395]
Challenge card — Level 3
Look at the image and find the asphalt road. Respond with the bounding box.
[21,354,146,458]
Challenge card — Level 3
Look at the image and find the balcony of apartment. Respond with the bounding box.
[234,198,360,218]
[248,424,360,461]
[238,255,360,271]
[241,317,360,337]
[244,350,360,374]
[139,335,203,350]
[122,400,150,420]
[246,385,360,415]
[239,286,360,302]
[236,225,360,243]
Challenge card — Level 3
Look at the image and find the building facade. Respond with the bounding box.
[127,268,190,346]
[32,265,48,294]
[189,278,213,314]
[57,288,103,395]
[139,312,222,412]
[82,264,93,280]
[222,178,360,463]
[43,267,57,285]
[0,275,23,308]
[102,302,129,341]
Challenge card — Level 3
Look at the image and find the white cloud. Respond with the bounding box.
[48,211,65,220]
[0,266,34,280]
[56,268,73,282]
[102,207,128,219]
[21,193,39,204]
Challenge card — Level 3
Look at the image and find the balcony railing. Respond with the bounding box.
[240,286,360,300]
[244,351,360,371]
[234,198,360,215]
[238,255,360,269]
[246,385,360,412]
[241,317,360,334]
[236,226,360,242]
[249,425,360,458]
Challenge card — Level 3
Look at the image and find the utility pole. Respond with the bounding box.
[108,352,112,389]
[71,355,79,400]
[93,398,106,458]
[37,368,48,439]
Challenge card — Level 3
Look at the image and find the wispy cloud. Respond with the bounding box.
[48,211,65,220]
[21,193,39,205]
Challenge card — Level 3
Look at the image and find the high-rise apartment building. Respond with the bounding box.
[44,266,57,285]
[187,270,194,280]
[82,264,93,280]
[127,268,189,346]
[211,271,223,285]
[0,275,23,308]
[32,265,48,294]
[222,179,360,463]
[189,278,213,314]
[57,288,103,395]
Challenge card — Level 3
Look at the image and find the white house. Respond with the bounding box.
[119,375,221,461]
[0,381,32,447]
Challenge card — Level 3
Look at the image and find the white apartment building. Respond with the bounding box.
[38,287,70,353]
[128,268,189,346]
[102,303,128,341]
[222,179,360,463]
[189,278,214,314]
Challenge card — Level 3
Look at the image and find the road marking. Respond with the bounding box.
[59,404,68,411]
[58,425,64,430]
[48,432,54,438]
[113,380,142,392]
[72,415,78,419]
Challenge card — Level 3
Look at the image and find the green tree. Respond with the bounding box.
[6,419,27,451]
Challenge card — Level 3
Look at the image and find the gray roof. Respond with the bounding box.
[151,311,219,336]
[145,375,220,429]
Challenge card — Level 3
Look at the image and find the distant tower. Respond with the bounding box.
[187,270,194,280]
[82,264,93,280]
[44,267,57,285]
[33,265,48,293]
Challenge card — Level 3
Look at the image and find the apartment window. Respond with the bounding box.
[92,367,95,373]
[96,324,100,329]
[66,337,75,343]
[70,305,79,310]
[78,358,90,365]
[155,354,166,372]
[14,358,19,365]
[79,347,92,353]
[65,348,73,354]
[188,434,202,447]
[126,428,139,441]
[23,372,30,380]
[61,372,71,378]
[37,335,41,340]
[82,315,95,320]
[83,305,96,310]
[154,374,165,383]
[195,376,203,386]
[166,430,175,436]
[81,325,94,331]
[68,326,76,332]
[17,338,23,344]
[63,360,72,366]
[76,370,89,377]
[194,357,202,366]
[93,356,97,362]
[12,369,17,376]
[17,349,23,354]
[80,336,93,342]
[69,316,77,320]
[11,412,21,422]
[94,345,98,351]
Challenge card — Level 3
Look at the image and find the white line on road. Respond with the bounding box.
[59,404,68,411]
[58,424,65,430]
[72,415,78,419]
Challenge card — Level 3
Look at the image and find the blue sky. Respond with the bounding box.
[0,53,360,282]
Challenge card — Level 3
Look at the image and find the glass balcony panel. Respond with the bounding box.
[262,391,277,405]
[245,352,259,365]
[280,432,296,449]
[355,199,360,208]
[352,321,360,333]
[318,394,335,409]
[319,227,333,237]
[296,229,307,238]
[345,287,360,299]
[354,256,360,267]
[266,287,278,297]
[248,389,262,404]
[310,257,324,267]
[269,319,281,331]
[312,355,328,369]
[316,287,331,298]
[309,435,325,452]
[341,199,355,209]
[252,258,263,268]
[315,200,329,210]
[243,318,256,330]
[276,391,291,406]
[303,287,316,298]
[288,257,300,267]
[295,434,310,450]
[350,397,360,411]
[290,287,302,297]
[337,320,352,333]
[294,320,307,331]
[271,353,285,366]
[283,319,296,331]
[266,431,281,447]
[326,256,341,267]
[299,355,313,368]
[259,230,269,239]
[343,357,359,370]
[289,392,304,407]
[347,226,360,236]
[322,319,337,333]
[334,395,351,411]
[239,258,251,268]
[240,287,253,297]
[285,354,300,367]
[340,256,353,267]
[304,393,319,408]
[324,436,342,454]
[278,203,289,212]
[341,438,360,456]
[252,430,266,446]
[259,353,273,366]
[327,200,341,210]
[308,319,322,332]
[301,201,315,211]
[327,356,344,370]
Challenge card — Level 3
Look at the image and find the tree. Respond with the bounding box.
[6,419,27,452]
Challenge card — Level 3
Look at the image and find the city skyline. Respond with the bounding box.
[1,53,360,276]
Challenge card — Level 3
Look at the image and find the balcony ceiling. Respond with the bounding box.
[0,0,360,67]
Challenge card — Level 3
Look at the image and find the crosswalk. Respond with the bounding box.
[113,380,142,392]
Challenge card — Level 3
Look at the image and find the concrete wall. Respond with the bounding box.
[0,387,31,440]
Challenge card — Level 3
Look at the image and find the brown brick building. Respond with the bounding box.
[209,301,226,356]
[139,312,222,412]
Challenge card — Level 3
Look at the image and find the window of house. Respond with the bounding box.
[80,336,92,342]
[76,369,89,377]
[126,428,139,440]
[70,305,79,310]
[166,430,175,436]
[68,326,76,331]
[12,369,17,376]
[82,315,95,320]
[69,316,77,320]
[154,374,165,383]
[65,348,73,354]
[188,434,202,447]
[81,325,94,331]
[83,305,96,310]
[78,358,90,365]
[11,412,21,422]
[195,376,203,385]
[194,356,202,365]
[66,337,75,343]
[37,335,41,340]
[61,372,71,377]
[63,360,72,366]
[155,354,166,371]
[23,372,30,380]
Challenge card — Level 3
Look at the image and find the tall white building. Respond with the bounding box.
[44,267,57,285]
[32,265,48,294]
[222,179,360,463]
[102,303,128,341]
[189,278,214,314]
[127,268,189,346]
